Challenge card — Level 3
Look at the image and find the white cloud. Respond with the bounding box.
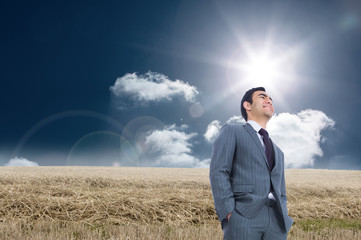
[110,71,199,104]
[268,109,335,168]
[5,157,39,166]
[180,124,189,130]
[204,110,334,168]
[204,116,245,143]
[204,120,222,143]
[141,124,207,167]
[195,158,211,168]
[226,115,246,124]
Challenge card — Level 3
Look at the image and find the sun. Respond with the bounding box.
[242,53,279,84]
[225,41,299,98]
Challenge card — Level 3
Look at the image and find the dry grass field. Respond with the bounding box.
[0,167,360,239]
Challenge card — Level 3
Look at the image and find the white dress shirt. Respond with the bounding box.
[247,120,276,201]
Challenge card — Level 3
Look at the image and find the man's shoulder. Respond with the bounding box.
[223,122,248,128]
[221,123,248,132]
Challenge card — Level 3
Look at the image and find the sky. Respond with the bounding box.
[1,0,361,169]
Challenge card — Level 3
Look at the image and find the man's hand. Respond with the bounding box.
[227,212,232,221]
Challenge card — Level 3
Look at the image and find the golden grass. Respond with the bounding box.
[0,167,360,239]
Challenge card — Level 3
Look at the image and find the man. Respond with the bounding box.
[209,87,293,239]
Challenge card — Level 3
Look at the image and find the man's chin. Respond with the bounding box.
[264,113,273,119]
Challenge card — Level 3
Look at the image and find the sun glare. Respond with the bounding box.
[222,41,303,111]
[243,54,279,84]
[225,41,300,98]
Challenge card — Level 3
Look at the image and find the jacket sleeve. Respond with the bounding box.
[280,151,288,213]
[209,124,236,221]
[280,151,294,231]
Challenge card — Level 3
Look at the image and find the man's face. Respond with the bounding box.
[249,91,274,119]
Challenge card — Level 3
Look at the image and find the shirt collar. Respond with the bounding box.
[247,120,263,133]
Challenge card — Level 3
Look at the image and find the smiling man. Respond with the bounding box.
[210,87,293,239]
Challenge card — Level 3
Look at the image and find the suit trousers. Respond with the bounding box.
[222,199,287,240]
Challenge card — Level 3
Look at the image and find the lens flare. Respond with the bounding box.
[66,131,122,166]
[13,110,123,159]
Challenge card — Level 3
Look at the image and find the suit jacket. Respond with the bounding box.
[209,123,293,232]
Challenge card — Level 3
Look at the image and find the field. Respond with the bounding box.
[0,167,360,239]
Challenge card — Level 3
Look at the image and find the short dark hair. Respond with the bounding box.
[240,87,266,121]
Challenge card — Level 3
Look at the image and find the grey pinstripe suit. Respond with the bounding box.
[209,123,293,239]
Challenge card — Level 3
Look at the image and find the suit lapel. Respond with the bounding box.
[243,123,270,169]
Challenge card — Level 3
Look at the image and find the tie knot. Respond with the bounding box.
[258,128,269,137]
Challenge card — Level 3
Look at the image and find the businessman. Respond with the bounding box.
[210,87,293,239]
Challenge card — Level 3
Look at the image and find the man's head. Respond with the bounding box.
[240,87,274,122]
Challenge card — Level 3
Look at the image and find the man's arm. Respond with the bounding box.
[209,124,236,222]
[280,153,294,231]
[280,151,289,215]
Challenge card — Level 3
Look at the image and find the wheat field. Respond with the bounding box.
[0,167,360,239]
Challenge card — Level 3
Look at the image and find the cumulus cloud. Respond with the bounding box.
[204,116,245,143]
[141,124,207,167]
[268,109,335,168]
[110,71,198,104]
[5,157,39,166]
[226,115,246,124]
[204,110,334,168]
[204,120,222,143]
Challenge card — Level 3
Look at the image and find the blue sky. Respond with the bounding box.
[1,0,361,169]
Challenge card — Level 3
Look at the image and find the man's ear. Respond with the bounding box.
[243,101,251,111]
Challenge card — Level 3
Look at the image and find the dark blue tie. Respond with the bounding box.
[258,128,275,170]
